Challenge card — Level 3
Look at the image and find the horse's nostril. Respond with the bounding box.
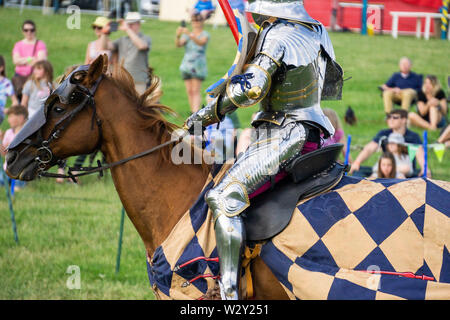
[5,151,18,166]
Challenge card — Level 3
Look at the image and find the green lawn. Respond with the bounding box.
[0,7,449,299]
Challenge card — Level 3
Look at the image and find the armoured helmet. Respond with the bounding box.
[246,0,319,25]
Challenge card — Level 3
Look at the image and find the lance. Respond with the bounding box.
[217,0,240,45]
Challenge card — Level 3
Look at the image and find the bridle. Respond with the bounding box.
[37,79,103,171]
[10,64,185,183]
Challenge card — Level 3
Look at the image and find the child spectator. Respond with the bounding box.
[0,55,19,126]
[408,75,447,131]
[192,0,215,20]
[0,105,28,190]
[350,109,429,177]
[372,132,412,178]
[21,60,53,119]
[370,152,404,179]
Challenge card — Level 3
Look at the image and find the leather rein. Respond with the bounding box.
[37,76,185,183]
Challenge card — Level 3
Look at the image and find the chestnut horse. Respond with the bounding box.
[6,55,450,300]
[5,55,287,299]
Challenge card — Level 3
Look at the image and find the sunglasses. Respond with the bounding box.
[23,28,35,33]
[92,26,102,30]
[387,115,402,120]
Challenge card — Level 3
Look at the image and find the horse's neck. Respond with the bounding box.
[97,87,209,255]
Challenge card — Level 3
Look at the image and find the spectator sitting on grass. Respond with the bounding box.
[349,109,430,177]
[438,124,450,148]
[380,57,422,114]
[371,132,412,178]
[408,75,447,131]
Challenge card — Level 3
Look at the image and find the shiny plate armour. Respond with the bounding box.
[184,18,343,300]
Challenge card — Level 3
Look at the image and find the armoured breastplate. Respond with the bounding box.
[254,22,336,136]
[263,62,319,111]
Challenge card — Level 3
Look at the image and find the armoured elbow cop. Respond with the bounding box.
[188,51,282,130]
[222,52,281,109]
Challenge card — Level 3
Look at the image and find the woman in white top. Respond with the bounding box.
[85,17,112,69]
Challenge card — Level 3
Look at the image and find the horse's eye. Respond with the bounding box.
[53,106,66,114]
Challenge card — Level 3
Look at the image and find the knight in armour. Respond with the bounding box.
[183,0,343,299]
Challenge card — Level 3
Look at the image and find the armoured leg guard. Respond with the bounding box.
[206,184,247,300]
[213,212,245,300]
[206,122,307,300]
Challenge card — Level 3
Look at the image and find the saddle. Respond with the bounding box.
[242,144,348,241]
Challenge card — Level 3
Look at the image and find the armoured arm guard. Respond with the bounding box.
[184,50,283,130]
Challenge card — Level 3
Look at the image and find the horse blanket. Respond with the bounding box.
[147,164,450,300]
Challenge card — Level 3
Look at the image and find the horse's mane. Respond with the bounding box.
[109,65,211,171]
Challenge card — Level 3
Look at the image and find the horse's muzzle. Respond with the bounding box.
[5,149,39,181]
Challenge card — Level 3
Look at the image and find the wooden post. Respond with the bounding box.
[361,0,368,35]
[0,157,19,244]
[115,207,125,273]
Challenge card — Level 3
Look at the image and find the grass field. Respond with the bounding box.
[0,7,449,299]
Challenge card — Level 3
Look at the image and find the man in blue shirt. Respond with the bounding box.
[350,109,430,177]
[381,57,422,114]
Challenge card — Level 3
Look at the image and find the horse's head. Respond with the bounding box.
[6,54,109,181]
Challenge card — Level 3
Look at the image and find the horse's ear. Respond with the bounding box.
[102,54,109,74]
[85,54,106,86]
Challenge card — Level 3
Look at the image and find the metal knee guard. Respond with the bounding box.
[205,122,307,299]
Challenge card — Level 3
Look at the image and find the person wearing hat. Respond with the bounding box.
[85,17,113,69]
[370,132,413,178]
[101,12,151,94]
[350,109,431,178]
[350,109,430,177]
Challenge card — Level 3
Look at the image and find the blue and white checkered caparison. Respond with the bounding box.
[147,165,450,300]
